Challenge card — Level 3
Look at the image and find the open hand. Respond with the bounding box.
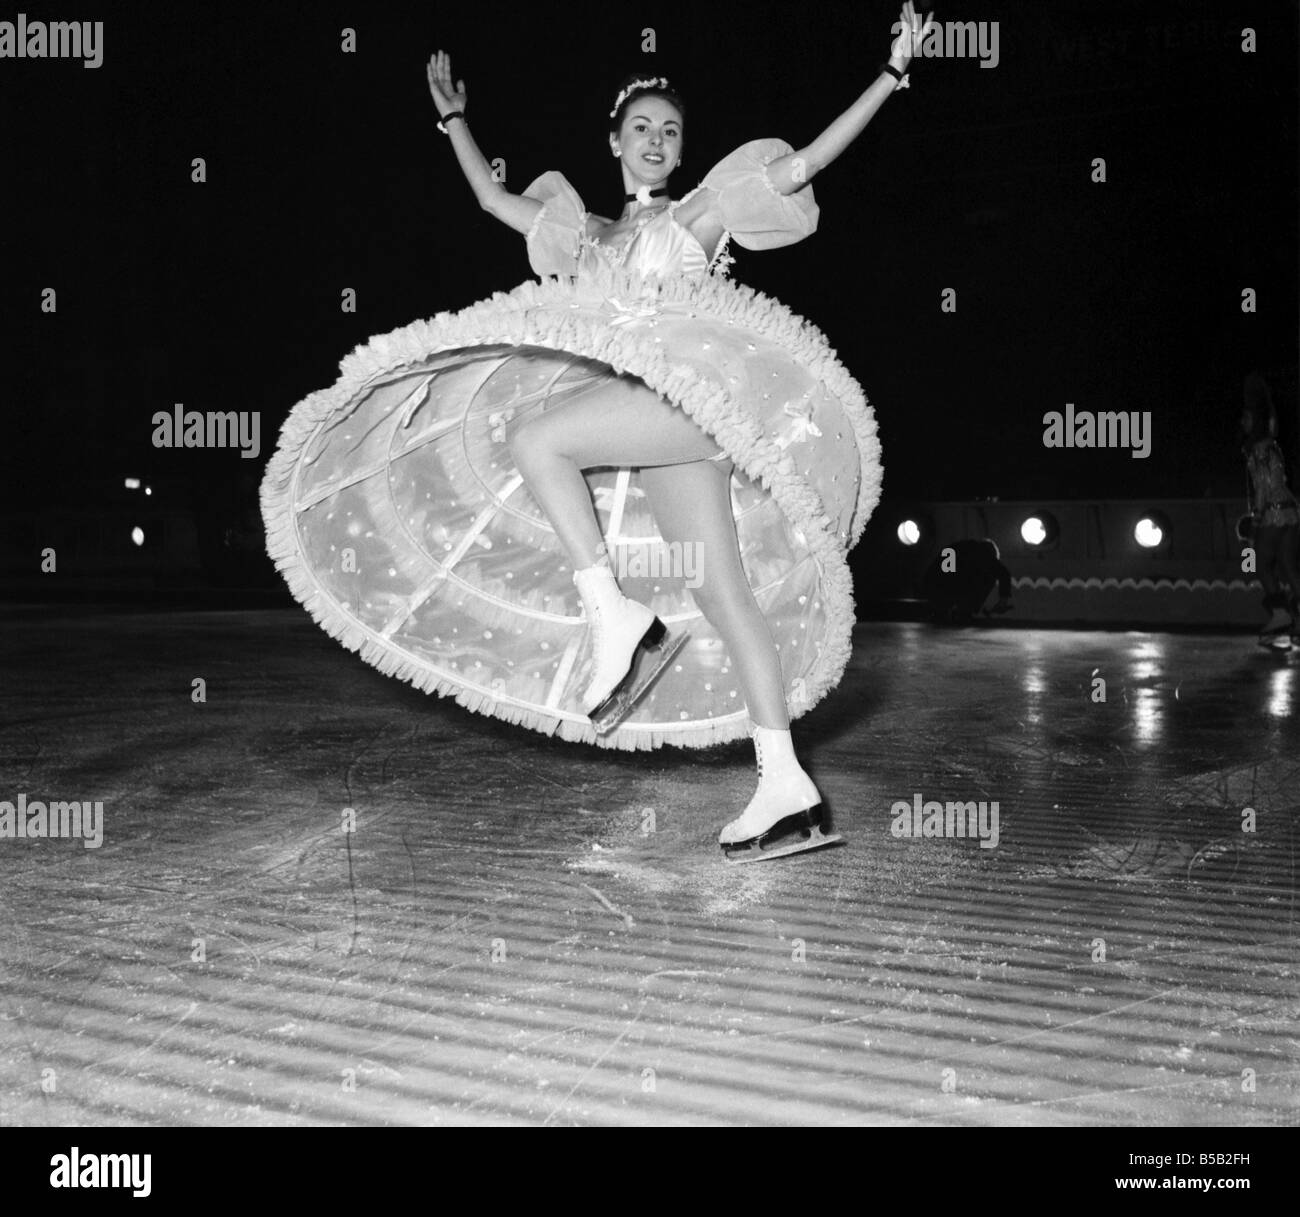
[427,49,467,116]
[889,2,937,71]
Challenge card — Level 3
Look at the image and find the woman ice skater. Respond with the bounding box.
[261,5,935,860]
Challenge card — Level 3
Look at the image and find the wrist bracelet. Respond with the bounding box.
[879,62,910,89]
[437,110,466,135]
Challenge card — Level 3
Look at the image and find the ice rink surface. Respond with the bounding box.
[1,608,1296,1125]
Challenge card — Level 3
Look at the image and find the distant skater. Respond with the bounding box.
[923,538,1014,623]
[1240,376,1300,649]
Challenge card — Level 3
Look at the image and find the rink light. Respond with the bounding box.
[144,486,153,496]
[124,477,141,490]
[1020,512,1059,549]
[131,526,145,547]
[1134,516,1166,548]
[897,519,921,546]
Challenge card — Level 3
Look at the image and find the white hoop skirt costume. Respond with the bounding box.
[261,139,882,750]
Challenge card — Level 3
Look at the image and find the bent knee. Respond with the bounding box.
[507,417,552,465]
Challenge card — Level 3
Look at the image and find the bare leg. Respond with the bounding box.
[508,376,723,569]
[643,462,823,848]
[1278,524,1300,613]
[1255,525,1284,603]
[511,374,822,843]
[638,460,790,730]
[511,376,789,727]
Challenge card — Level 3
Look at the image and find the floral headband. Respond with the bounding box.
[609,77,672,118]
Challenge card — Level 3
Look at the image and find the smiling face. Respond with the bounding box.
[610,94,683,186]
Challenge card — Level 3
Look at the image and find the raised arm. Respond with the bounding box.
[765,3,936,193]
[427,50,542,234]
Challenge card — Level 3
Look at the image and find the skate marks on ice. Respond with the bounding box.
[1162,755,1300,817]
[1023,757,1297,884]
[562,774,848,918]
[560,768,991,919]
[0,706,524,1125]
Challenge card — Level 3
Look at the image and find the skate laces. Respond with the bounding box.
[584,589,607,652]
[578,568,616,663]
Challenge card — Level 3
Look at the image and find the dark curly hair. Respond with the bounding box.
[607,73,687,135]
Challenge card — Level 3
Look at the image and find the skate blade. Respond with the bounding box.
[722,824,845,865]
[590,629,690,736]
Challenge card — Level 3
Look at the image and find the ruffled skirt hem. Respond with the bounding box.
[260,262,882,750]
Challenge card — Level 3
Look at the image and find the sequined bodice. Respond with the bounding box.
[522,139,814,282]
[1247,439,1300,525]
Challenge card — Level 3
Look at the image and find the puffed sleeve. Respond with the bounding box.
[699,138,819,250]
[522,171,588,277]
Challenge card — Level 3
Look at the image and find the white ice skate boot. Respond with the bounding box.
[573,562,687,734]
[719,726,843,863]
[1258,606,1293,650]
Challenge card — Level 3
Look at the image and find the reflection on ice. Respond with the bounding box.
[1134,687,1161,745]
[1127,637,1165,663]
[1023,663,1045,725]
[1268,667,1293,719]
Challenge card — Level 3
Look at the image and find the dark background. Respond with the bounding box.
[4,0,1297,542]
